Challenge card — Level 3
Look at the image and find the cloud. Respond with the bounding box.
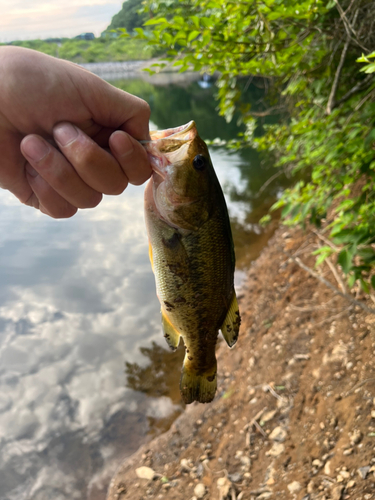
[0,1,123,41]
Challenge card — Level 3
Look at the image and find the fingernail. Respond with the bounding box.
[54,123,79,147]
[111,130,134,158]
[25,164,39,178]
[22,136,49,162]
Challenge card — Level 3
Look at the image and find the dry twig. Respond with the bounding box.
[283,250,375,315]
[312,308,350,327]
[325,257,347,294]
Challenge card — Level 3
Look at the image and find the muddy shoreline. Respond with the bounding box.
[107,225,375,500]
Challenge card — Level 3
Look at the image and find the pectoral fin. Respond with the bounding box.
[161,310,181,351]
[220,292,241,348]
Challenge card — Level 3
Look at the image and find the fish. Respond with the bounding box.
[143,121,240,404]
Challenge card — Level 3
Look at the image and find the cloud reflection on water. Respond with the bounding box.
[0,184,182,499]
[0,142,250,499]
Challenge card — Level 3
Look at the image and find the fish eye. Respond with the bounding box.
[192,155,207,171]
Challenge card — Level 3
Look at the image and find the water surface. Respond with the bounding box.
[0,74,287,500]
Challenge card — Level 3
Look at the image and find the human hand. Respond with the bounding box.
[0,46,151,218]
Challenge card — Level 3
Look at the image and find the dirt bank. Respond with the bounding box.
[107,225,375,500]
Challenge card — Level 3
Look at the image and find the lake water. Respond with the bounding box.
[0,73,286,500]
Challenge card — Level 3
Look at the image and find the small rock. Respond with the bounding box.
[194,483,206,499]
[307,479,318,493]
[262,409,277,423]
[350,429,362,445]
[269,426,287,442]
[196,463,204,478]
[180,459,192,471]
[312,459,323,468]
[217,477,231,498]
[228,472,242,483]
[324,461,331,476]
[371,410,375,419]
[358,466,371,479]
[287,481,301,494]
[258,493,272,500]
[267,443,285,457]
[330,484,344,500]
[240,456,251,468]
[340,470,350,479]
[347,480,356,489]
[343,448,353,456]
[136,466,156,480]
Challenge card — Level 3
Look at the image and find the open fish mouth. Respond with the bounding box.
[141,121,197,179]
[140,121,196,143]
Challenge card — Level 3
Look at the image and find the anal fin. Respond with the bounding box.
[220,292,241,348]
[161,310,180,351]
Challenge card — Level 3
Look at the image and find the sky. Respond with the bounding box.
[0,0,124,42]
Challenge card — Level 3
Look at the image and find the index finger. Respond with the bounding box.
[79,72,151,141]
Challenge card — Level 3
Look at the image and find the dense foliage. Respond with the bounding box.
[105,0,147,34]
[6,37,155,63]
[134,0,375,292]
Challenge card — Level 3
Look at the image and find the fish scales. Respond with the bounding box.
[143,121,240,404]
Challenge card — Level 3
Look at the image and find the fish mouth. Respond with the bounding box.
[141,121,197,143]
[141,121,197,179]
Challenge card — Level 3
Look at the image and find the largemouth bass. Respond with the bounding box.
[143,121,240,404]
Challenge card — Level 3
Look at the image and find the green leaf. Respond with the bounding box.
[188,30,200,42]
[144,17,167,25]
[337,249,352,274]
[360,278,370,293]
[348,273,356,288]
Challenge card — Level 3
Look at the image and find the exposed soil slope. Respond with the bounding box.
[107,226,375,500]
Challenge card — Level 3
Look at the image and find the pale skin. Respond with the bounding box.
[0,46,152,218]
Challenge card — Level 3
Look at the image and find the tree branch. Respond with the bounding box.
[326,36,350,114]
[258,168,285,195]
[332,2,368,51]
[334,73,374,108]
[250,105,286,117]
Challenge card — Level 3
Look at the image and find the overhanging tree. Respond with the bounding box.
[134,0,375,293]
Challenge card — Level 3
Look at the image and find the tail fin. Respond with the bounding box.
[180,360,217,404]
